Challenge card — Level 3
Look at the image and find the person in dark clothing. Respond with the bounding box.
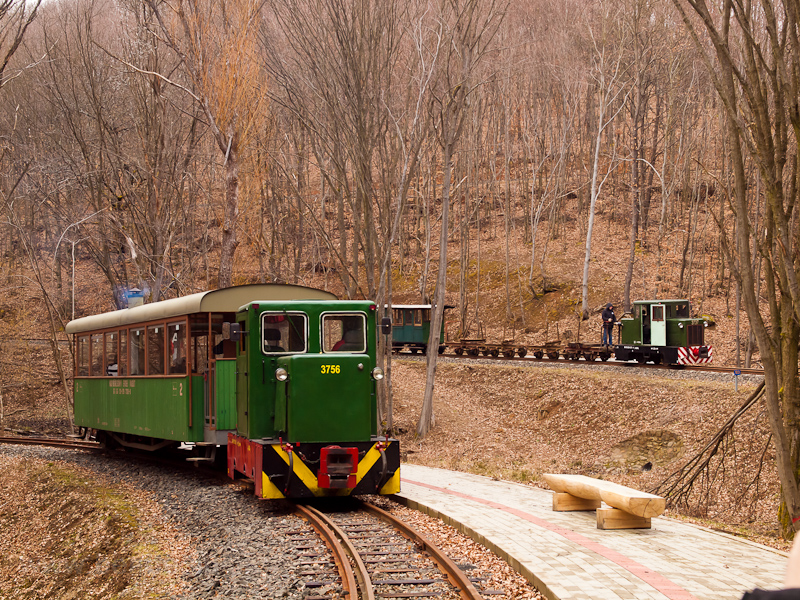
[601,303,616,345]
[742,534,800,598]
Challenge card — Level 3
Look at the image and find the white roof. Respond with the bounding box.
[391,305,432,309]
[65,284,337,334]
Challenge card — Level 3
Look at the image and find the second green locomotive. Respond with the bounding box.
[613,299,712,365]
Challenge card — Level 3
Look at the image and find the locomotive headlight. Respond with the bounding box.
[678,323,684,329]
[275,367,289,382]
[704,321,709,327]
[371,367,384,380]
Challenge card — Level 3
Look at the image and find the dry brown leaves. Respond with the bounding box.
[0,453,194,598]
[391,359,784,548]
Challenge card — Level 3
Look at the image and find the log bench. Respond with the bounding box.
[542,473,666,530]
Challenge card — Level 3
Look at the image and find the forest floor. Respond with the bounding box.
[391,358,783,550]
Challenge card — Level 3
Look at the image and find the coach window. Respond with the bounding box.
[323,314,366,353]
[91,333,103,377]
[130,328,146,375]
[119,330,128,376]
[168,322,187,374]
[77,336,89,377]
[392,309,402,326]
[148,325,165,375]
[262,313,307,354]
[190,316,209,374]
[105,331,119,376]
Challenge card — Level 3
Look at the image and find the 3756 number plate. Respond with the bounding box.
[321,364,341,374]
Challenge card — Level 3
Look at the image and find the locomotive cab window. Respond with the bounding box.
[652,306,664,321]
[323,313,366,353]
[261,312,307,354]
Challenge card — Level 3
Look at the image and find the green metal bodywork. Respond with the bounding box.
[276,354,374,442]
[73,376,204,440]
[236,300,379,443]
[391,306,443,349]
[394,321,431,345]
[215,360,237,430]
[618,299,702,346]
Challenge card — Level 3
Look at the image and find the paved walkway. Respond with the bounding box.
[394,464,788,600]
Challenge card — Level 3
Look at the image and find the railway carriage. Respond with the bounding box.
[66,284,400,499]
[390,305,447,354]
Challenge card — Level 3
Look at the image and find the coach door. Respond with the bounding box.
[650,304,666,346]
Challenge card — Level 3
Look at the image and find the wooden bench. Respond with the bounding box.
[542,473,666,530]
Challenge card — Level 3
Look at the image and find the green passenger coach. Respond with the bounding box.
[66,284,400,499]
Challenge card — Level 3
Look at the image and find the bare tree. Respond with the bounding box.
[373,5,440,431]
[580,1,629,320]
[145,0,266,290]
[671,0,800,535]
[14,0,208,308]
[261,0,404,300]
[0,0,43,91]
[417,0,506,438]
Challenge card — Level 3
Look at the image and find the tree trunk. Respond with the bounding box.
[417,142,453,437]
[217,133,240,289]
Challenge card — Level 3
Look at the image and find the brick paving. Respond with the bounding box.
[394,464,787,600]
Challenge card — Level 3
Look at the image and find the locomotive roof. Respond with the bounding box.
[392,304,432,309]
[632,299,690,305]
[65,284,338,334]
[387,304,455,309]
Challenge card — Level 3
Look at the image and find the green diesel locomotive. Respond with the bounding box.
[613,299,712,365]
[66,284,400,499]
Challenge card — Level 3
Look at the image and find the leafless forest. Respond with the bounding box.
[3,0,800,534]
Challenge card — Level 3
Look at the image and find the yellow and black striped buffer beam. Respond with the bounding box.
[259,439,400,499]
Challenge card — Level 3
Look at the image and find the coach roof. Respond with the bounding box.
[65,284,338,334]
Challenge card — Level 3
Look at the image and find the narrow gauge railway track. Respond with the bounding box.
[396,351,764,376]
[293,499,488,600]
[0,435,100,451]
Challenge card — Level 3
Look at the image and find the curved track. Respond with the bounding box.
[294,499,485,600]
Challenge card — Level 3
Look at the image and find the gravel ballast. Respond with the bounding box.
[0,444,542,599]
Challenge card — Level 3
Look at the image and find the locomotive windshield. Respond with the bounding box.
[674,303,690,318]
[261,312,307,354]
[323,313,366,353]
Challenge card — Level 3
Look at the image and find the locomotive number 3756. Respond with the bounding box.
[321,364,341,374]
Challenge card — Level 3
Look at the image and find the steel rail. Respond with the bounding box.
[0,436,100,450]
[295,504,369,600]
[360,500,484,600]
[396,350,765,376]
